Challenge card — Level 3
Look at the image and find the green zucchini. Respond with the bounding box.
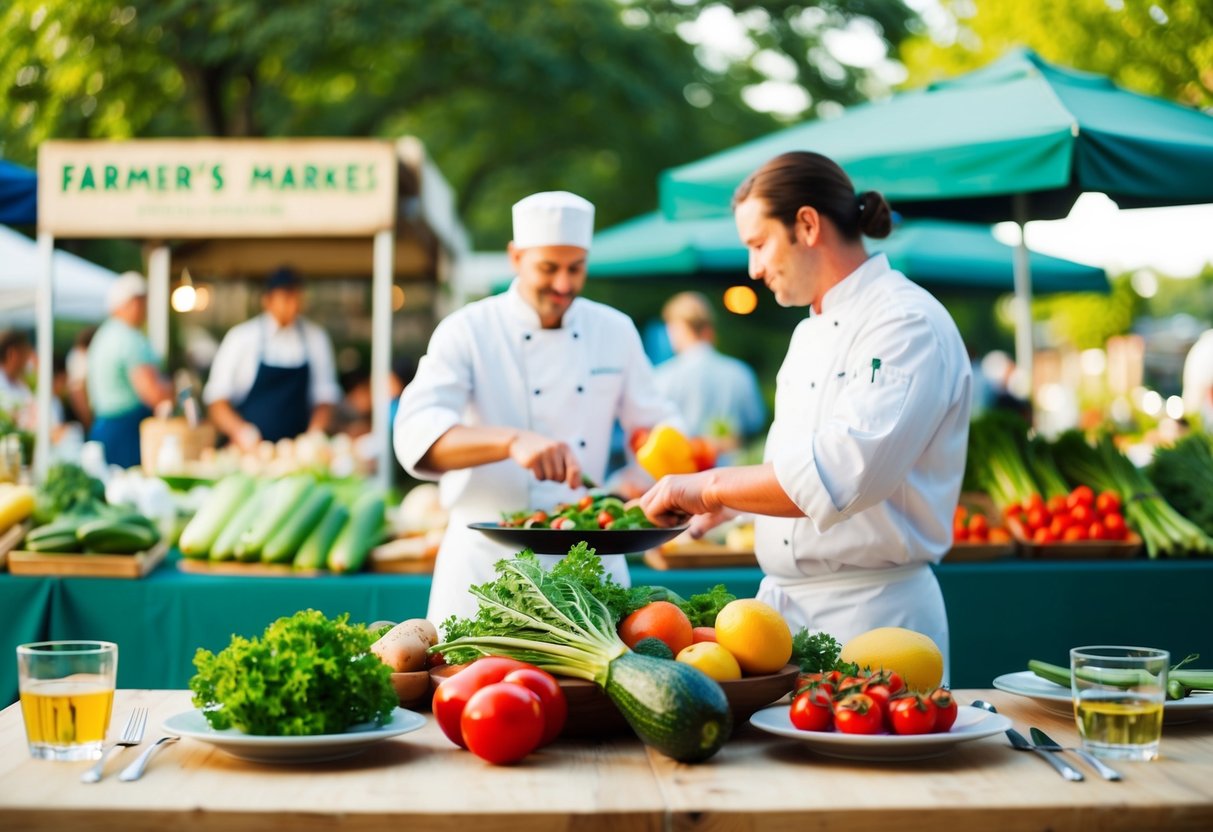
[211,487,267,562]
[23,532,82,553]
[262,485,334,564]
[235,475,314,562]
[327,492,385,574]
[1028,659,1072,688]
[80,521,160,554]
[178,474,255,558]
[603,651,732,763]
[295,503,349,571]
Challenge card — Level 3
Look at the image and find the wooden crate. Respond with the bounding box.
[943,540,1017,562]
[8,538,169,578]
[176,558,325,577]
[0,521,29,571]
[643,540,757,570]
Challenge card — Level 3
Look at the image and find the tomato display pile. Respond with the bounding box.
[951,506,1011,544]
[789,668,957,736]
[499,494,655,531]
[1003,485,1128,544]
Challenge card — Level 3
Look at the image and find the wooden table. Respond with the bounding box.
[1,690,1210,831]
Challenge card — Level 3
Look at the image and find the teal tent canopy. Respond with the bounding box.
[590,212,1107,294]
[660,49,1213,223]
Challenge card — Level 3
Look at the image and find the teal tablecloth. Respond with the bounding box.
[2,556,1209,704]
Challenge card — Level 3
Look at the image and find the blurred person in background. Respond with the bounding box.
[655,290,766,459]
[0,329,34,423]
[64,325,96,430]
[204,266,340,450]
[639,152,972,676]
[1182,328,1213,429]
[86,272,174,467]
[396,191,679,623]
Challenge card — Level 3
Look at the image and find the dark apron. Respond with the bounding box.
[90,404,153,469]
[235,322,312,443]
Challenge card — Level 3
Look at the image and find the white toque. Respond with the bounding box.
[511,191,595,250]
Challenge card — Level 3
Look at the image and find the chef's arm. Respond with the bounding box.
[308,404,332,434]
[420,425,582,486]
[208,399,261,451]
[640,463,801,528]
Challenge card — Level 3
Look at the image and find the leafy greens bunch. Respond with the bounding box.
[190,609,397,736]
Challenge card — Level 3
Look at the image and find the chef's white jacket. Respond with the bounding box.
[756,254,972,672]
[395,281,679,623]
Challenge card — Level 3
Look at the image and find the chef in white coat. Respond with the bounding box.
[395,191,679,624]
[639,152,971,677]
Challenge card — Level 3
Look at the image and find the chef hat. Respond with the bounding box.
[511,191,595,250]
[107,271,148,312]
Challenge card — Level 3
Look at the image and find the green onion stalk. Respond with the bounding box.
[1027,438,1070,500]
[1054,431,1213,558]
[967,416,1040,511]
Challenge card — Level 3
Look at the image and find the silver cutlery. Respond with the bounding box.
[81,707,149,783]
[971,699,1084,781]
[118,735,179,782]
[1030,727,1122,781]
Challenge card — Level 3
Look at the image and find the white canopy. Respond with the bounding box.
[0,225,114,326]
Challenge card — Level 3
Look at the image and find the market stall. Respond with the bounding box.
[33,138,467,487]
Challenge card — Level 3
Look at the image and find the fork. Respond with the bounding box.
[80,707,148,783]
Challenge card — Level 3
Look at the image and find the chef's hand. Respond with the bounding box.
[637,472,721,530]
[508,431,582,488]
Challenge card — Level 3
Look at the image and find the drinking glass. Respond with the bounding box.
[1071,645,1167,762]
[17,641,118,761]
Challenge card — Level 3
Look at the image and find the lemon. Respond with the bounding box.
[676,642,742,681]
[839,627,943,692]
[713,599,793,675]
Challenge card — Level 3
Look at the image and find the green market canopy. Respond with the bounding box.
[590,212,1107,294]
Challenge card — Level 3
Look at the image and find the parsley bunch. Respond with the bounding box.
[190,609,397,736]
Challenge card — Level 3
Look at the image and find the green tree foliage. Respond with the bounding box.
[900,0,1213,108]
[1,0,918,247]
[1028,276,1141,351]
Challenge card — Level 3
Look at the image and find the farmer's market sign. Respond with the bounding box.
[38,139,397,238]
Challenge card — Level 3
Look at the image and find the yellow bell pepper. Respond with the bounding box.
[636,425,697,479]
[0,483,35,533]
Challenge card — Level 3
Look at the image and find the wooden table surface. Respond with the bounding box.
[1,689,1210,832]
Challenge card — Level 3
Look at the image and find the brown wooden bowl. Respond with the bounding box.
[391,670,432,709]
[429,662,800,738]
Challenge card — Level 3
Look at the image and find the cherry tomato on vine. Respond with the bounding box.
[789,686,833,732]
[928,687,957,733]
[833,693,884,735]
[889,694,937,735]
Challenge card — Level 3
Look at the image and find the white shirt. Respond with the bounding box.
[395,281,680,622]
[1182,330,1213,426]
[757,254,972,579]
[203,313,340,407]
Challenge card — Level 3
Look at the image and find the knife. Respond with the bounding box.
[1030,727,1122,781]
[1007,725,1085,780]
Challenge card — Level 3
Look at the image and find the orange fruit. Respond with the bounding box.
[619,601,693,656]
[713,599,793,675]
[676,642,741,681]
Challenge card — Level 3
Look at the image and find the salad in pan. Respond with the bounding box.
[499,494,656,531]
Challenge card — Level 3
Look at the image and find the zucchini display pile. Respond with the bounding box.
[178,473,385,573]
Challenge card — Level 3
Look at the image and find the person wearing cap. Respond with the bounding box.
[638,153,972,679]
[655,291,767,458]
[396,190,679,623]
[86,272,174,467]
[204,267,340,450]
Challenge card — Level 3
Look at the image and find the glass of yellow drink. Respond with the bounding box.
[17,641,118,761]
[1070,645,1168,762]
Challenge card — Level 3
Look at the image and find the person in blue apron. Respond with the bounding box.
[86,272,175,468]
[638,153,972,681]
[204,267,340,450]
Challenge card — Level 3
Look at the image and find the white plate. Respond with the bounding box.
[163,708,427,764]
[993,670,1213,725]
[749,705,1012,761]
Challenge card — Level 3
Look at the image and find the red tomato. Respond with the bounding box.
[884,670,906,696]
[1032,527,1055,544]
[618,601,693,655]
[1095,491,1122,516]
[1002,502,1023,519]
[502,668,567,747]
[789,687,833,732]
[689,437,717,471]
[823,670,844,687]
[929,688,957,733]
[863,682,893,726]
[954,505,968,524]
[1067,485,1095,509]
[461,682,545,765]
[526,511,548,526]
[833,693,884,735]
[1069,504,1093,525]
[577,495,594,511]
[1048,515,1070,538]
[1024,494,1046,512]
[691,626,717,644]
[628,428,651,454]
[968,514,988,534]
[1045,495,1068,516]
[1104,512,1126,538]
[1026,507,1049,532]
[432,657,531,748]
[597,511,615,529]
[889,695,937,735]
[1063,525,1086,542]
[1088,521,1107,541]
[953,526,969,542]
